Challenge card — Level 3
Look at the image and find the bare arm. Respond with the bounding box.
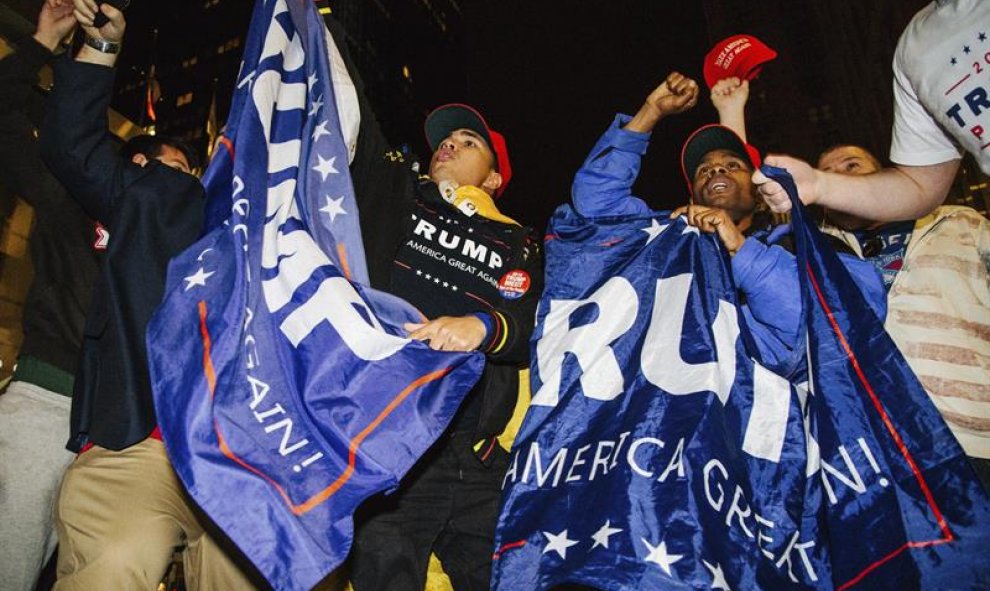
[710,77,748,142]
[754,154,959,221]
[40,0,127,223]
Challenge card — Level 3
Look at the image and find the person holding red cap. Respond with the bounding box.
[319,16,542,590]
[572,72,885,367]
[754,0,989,224]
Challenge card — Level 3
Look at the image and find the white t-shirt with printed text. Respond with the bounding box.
[891,0,990,172]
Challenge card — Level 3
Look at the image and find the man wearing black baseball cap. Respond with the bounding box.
[571,71,771,253]
[327,16,542,583]
[424,103,512,200]
[572,72,885,367]
[676,123,766,255]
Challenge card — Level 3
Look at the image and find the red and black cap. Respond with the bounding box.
[425,103,512,198]
[680,124,762,193]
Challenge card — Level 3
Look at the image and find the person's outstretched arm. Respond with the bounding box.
[39,0,127,224]
[711,77,748,142]
[753,156,959,222]
[572,72,699,217]
[0,1,77,221]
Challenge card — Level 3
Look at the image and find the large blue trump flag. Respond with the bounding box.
[146,1,483,589]
[491,169,990,590]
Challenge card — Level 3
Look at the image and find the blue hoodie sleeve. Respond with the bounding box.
[732,238,801,367]
[732,231,889,368]
[571,114,654,217]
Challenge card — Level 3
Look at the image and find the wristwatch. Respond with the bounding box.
[84,35,121,54]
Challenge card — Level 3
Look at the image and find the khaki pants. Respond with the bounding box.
[53,438,258,591]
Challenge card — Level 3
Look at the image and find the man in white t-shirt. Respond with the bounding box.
[754,0,988,222]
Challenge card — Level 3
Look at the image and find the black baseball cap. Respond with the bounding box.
[680,124,761,193]
[424,103,512,198]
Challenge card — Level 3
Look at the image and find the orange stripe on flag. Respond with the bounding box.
[218,136,235,160]
[198,301,454,515]
[493,539,527,559]
[199,301,217,391]
[336,244,352,280]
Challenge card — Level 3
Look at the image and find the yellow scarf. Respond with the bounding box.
[442,183,520,226]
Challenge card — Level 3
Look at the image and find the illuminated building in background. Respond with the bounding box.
[105,0,465,163]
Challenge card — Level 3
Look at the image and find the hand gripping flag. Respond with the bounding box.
[490,168,990,590]
[145,2,483,590]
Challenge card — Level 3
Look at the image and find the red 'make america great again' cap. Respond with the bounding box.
[424,104,513,198]
[703,34,778,89]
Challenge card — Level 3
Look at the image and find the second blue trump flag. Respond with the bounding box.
[492,169,990,590]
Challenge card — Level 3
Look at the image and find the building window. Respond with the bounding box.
[217,37,241,55]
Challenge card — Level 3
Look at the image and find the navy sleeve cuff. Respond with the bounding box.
[470,312,494,344]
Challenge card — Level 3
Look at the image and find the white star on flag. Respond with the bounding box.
[641,219,667,244]
[319,195,347,223]
[308,93,324,116]
[679,217,700,235]
[307,71,318,89]
[311,120,331,142]
[703,559,731,590]
[642,538,683,576]
[312,154,338,181]
[183,267,215,291]
[542,530,579,560]
[591,520,623,550]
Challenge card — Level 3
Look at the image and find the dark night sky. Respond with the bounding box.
[9,0,919,233]
[98,0,714,231]
[2,0,933,231]
[457,1,715,230]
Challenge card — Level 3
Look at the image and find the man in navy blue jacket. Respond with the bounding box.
[37,0,259,588]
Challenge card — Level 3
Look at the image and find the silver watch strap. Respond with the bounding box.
[84,35,121,54]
